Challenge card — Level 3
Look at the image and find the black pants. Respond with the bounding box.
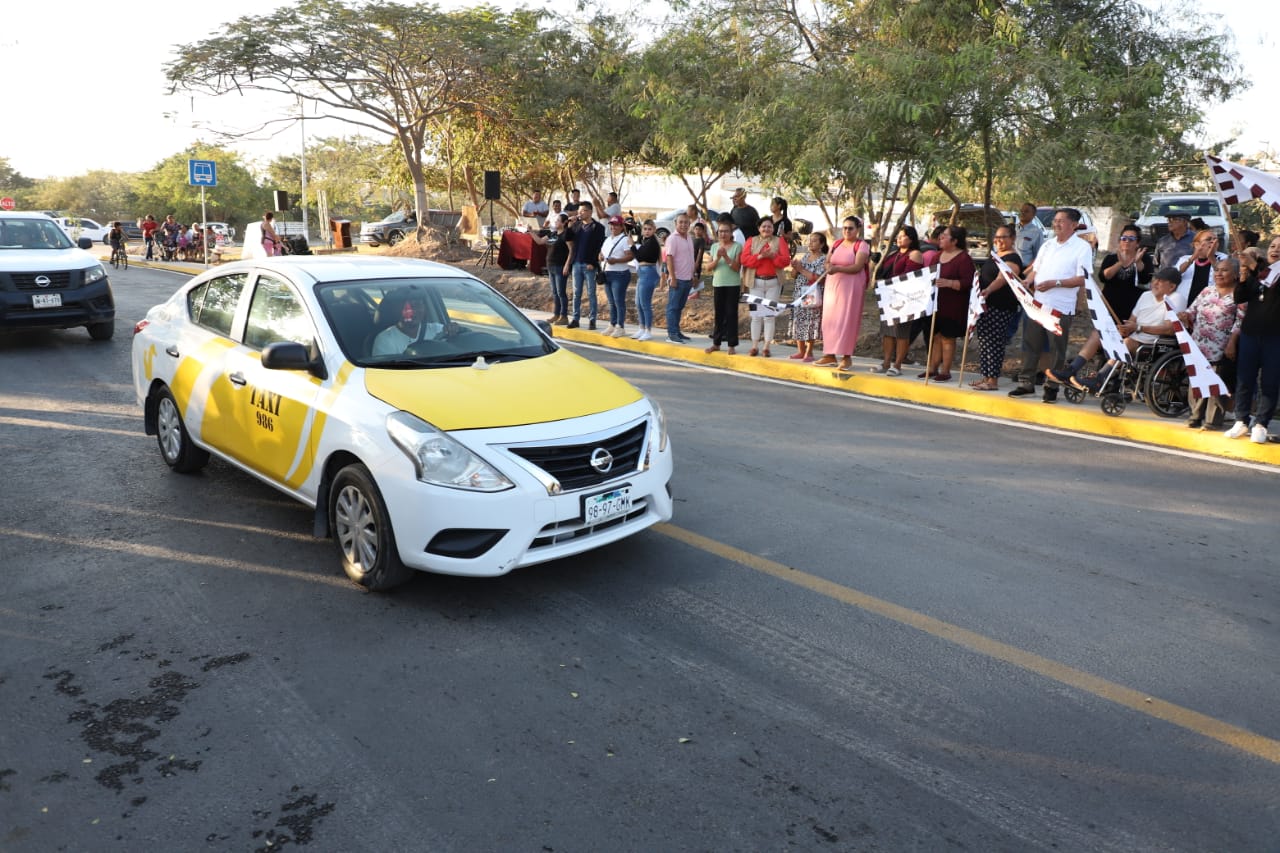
[1019,314,1073,385]
[712,286,740,347]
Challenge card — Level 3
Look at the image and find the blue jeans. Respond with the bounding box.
[635,265,659,328]
[605,270,630,327]
[1233,333,1280,427]
[548,268,568,318]
[571,262,597,323]
[665,278,693,338]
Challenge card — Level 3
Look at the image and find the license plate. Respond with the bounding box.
[32,293,62,309]
[583,487,631,524]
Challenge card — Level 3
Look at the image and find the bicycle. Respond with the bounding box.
[110,241,129,270]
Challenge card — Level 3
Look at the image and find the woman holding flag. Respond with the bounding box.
[970,226,1023,390]
[922,225,975,382]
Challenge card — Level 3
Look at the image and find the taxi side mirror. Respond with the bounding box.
[262,341,328,380]
[534,319,553,338]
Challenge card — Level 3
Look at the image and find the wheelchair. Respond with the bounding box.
[1061,336,1189,418]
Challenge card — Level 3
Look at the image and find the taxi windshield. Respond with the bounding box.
[317,276,554,366]
[0,218,74,250]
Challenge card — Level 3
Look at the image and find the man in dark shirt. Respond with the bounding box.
[563,189,583,215]
[1155,211,1194,270]
[564,201,605,329]
[729,188,760,239]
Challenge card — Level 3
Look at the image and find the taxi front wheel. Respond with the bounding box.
[330,464,413,591]
[155,387,209,473]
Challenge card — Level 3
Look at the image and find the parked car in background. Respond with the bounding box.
[47,216,111,244]
[1035,205,1098,248]
[0,211,116,340]
[203,222,236,243]
[653,207,721,241]
[361,210,417,246]
[932,204,1014,258]
[1131,193,1229,250]
[115,221,145,241]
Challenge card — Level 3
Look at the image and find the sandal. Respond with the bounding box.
[886,366,901,376]
[762,348,771,357]
[933,373,953,382]
[837,359,854,372]
[869,364,890,373]
[704,345,720,353]
[813,355,837,366]
[973,379,998,391]
[748,347,759,357]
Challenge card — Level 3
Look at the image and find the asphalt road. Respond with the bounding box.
[1,264,1278,852]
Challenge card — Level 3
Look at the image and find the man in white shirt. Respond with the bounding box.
[1009,207,1094,402]
[522,191,549,229]
[602,191,622,220]
[372,292,457,355]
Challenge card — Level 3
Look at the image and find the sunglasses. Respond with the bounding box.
[1119,236,1138,242]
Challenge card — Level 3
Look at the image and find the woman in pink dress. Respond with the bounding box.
[814,216,872,372]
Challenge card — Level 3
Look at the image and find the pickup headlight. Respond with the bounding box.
[386,411,513,491]
[84,264,107,285]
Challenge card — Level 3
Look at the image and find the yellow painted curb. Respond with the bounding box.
[555,326,1280,467]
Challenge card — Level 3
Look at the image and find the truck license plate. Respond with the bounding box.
[32,293,62,309]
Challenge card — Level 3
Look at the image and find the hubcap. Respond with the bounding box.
[334,484,378,572]
[157,397,182,462]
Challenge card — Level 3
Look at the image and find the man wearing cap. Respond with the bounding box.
[600,215,634,337]
[729,188,760,240]
[1046,267,1184,392]
[1155,211,1194,270]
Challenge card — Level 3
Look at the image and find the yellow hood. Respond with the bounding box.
[364,348,643,431]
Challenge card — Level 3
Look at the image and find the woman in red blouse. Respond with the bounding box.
[741,218,791,356]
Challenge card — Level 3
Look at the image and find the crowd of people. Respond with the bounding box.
[523,189,1279,443]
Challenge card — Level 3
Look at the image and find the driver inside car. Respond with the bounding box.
[371,292,460,355]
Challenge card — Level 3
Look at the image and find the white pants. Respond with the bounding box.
[750,277,781,344]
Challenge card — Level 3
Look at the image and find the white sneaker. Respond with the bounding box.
[637,330,652,341]
[1251,424,1270,444]
[613,327,626,337]
[603,325,616,335]
[1224,421,1250,439]
[630,329,644,339]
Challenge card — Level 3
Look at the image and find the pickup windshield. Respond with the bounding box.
[0,218,74,250]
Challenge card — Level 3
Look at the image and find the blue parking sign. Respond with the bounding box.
[188,160,217,187]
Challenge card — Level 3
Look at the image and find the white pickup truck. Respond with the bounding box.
[1132,193,1229,250]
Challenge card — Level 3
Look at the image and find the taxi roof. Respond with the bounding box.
[208,254,471,285]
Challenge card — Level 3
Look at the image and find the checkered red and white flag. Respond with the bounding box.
[876,264,938,324]
[1081,265,1131,364]
[966,270,985,333]
[1205,154,1280,213]
[992,255,1063,336]
[1164,305,1228,399]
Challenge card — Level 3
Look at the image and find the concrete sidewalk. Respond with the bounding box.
[111,252,1279,467]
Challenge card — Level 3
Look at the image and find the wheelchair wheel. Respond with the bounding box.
[1145,350,1189,418]
[1063,385,1085,404]
[1100,392,1126,417]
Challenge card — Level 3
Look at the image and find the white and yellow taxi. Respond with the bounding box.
[131,256,673,590]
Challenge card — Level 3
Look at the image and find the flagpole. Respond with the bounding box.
[1204,152,1244,253]
[923,305,938,385]
[958,271,981,388]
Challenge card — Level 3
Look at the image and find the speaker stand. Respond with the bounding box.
[478,201,498,269]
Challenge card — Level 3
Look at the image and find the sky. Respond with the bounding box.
[3,0,1276,182]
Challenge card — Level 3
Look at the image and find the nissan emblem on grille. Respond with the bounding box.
[35,275,51,288]
[589,447,614,473]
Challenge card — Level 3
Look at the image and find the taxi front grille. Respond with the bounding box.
[13,272,74,290]
[529,498,650,549]
[509,422,647,491]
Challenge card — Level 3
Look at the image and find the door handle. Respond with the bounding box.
[165,346,179,357]
[228,372,247,386]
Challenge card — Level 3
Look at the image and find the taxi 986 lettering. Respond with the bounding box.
[250,386,283,432]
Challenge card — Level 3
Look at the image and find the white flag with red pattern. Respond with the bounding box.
[1205,154,1280,213]
[1081,265,1131,363]
[1164,305,1228,399]
[992,255,1063,336]
[966,270,985,333]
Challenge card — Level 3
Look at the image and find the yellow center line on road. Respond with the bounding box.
[655,522,1280,767]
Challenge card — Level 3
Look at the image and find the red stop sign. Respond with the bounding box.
[0,198,14,211]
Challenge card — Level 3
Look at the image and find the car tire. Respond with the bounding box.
[656,228,670,241]
[330,463,413,591]
[88,321,115,341]
[155,386,209,473]
[387,230,404,246]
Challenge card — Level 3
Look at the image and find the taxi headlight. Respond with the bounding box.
[653,400,668,452]
[84,264,107,285]
[386,411,513,492]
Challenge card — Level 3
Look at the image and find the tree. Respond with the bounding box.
[27,171,140,221]
[263,136,395,219]
[166,0,538,241]
[132,145,264,229]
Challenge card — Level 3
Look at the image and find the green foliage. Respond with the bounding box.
[131,145,264,228]
[27,171,139,221]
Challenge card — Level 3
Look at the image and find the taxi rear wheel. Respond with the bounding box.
[330,464,413,591]
[155,387,209,473]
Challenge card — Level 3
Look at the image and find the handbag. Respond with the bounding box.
[595,268,607,286]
